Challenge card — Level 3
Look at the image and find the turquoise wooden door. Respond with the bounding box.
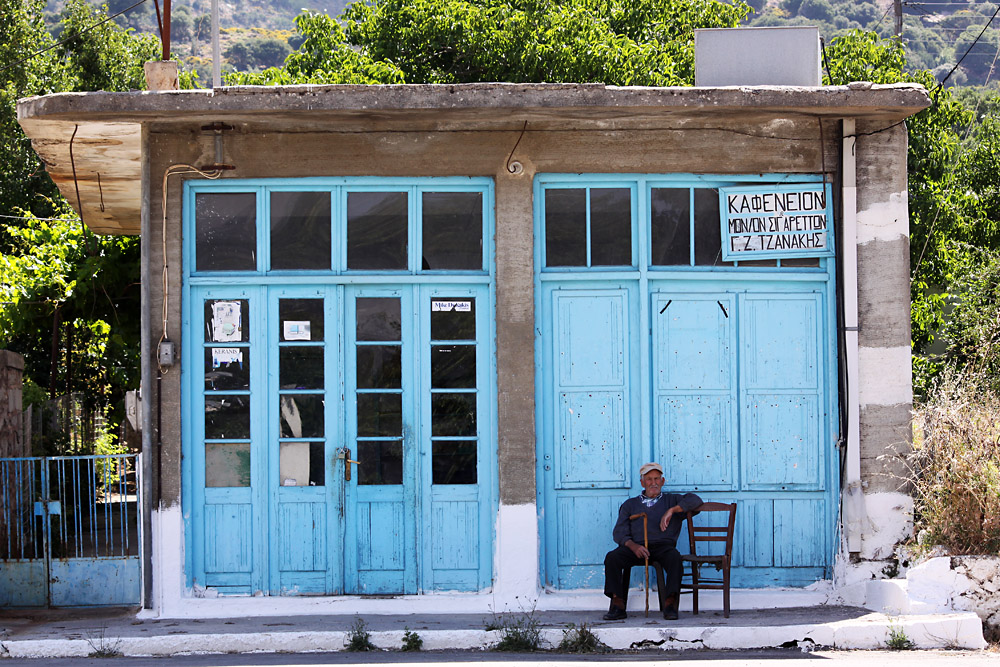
[538,284,641,589]
[267,287,343,594]
[184,177,496,595]
[189,284,492,595]
[652,292,737,493]
[342,288,416,594]
[535,175,838,590]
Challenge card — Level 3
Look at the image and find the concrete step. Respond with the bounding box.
[0,605,986,657]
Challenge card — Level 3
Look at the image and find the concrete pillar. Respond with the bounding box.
[0,351,27,459]
[852,119,915,564]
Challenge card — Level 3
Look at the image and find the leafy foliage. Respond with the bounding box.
[1,0,149,445]
[488,603,541,651]
[401,627,423,651]
[0,209,141,422]
[823,31,1000,392]
[230,0,750,86]
[557,623,608,653]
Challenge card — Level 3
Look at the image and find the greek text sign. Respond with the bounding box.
[719,184,834,261]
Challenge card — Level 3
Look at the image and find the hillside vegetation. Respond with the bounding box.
[747,0,1000,86]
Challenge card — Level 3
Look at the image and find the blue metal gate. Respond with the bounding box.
[0,455,141,607]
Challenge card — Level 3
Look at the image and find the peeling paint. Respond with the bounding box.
[856,190,908,245]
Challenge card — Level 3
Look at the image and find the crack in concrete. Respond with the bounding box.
[779,637,817,652]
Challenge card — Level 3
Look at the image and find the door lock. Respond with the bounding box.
[338,447,360,481]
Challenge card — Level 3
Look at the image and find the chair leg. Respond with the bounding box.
[723,564,730,619]
[691,563,700,615]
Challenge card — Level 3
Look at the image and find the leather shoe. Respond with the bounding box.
[602,607,627,620]
[663,607,679,620]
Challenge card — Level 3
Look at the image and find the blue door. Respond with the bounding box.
[184,178,495,596]
[536,175,838,590]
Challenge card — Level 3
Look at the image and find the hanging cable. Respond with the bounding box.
[159,165,222,373]
[935,3,1000,91]
[0,0,151,79]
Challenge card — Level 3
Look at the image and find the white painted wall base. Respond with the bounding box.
[147,502,839,620]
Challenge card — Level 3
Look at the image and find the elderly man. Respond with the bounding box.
[602,462,702,620]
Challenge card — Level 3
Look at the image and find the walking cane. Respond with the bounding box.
[629,512,649,617]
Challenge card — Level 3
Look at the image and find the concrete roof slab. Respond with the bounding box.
[16,82,930,235]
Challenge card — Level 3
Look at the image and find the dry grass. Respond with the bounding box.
[910,370,1000,555]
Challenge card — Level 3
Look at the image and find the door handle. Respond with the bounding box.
[338,448,360,481]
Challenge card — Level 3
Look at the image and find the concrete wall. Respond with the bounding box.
[0,351,26,459]
[147,113,838,510]
[144,111,918,608]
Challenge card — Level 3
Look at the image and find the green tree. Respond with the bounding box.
[0,0,71,232]
[953,26,1000,86]
[825,30,1000,393]
[0,210,140,417]
[230,0,750,86]
[1,0,153,445]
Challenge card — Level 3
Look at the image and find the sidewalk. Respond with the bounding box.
[0,604,987,657]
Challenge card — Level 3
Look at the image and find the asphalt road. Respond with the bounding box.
[1,649,998,667]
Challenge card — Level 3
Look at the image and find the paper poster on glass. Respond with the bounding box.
[211,301,242,342]
[211,348,243,369]
[283,321,311,341]
[432,300,472,312]
[719,183,835,262]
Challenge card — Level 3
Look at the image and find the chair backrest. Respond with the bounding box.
[685,502,738,560]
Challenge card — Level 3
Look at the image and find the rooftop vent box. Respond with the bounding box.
[694,26,821,87]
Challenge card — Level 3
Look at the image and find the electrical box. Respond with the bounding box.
[158,340,175,366]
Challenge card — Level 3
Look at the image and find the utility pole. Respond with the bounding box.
[894,0,903,38]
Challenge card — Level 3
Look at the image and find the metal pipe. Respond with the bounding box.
[841,118,864,554]
[211,0,221,87]
[162,0,171,61]
[139,124,154,609]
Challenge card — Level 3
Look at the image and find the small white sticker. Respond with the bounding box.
[211,301,242,342]
[212,348,243,368]
[283,478,298,487]
[284,321,311,341]
[432,300,471,312]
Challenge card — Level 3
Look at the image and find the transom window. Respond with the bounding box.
[189,180,490,274]
[540,176,825,270]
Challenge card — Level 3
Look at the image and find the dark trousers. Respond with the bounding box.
[603,543,682,602]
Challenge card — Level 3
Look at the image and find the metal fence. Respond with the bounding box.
[0,454,140,607]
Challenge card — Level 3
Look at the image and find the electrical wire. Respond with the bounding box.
[874,4,895,31]
[0,214,81,222]
[0,0,151,79]
[159,165,222,373]
[935,3,1000,89]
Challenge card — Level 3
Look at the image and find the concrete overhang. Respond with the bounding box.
[17,82,930,235]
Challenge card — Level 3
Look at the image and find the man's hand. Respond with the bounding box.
[659,505,683,532]
[625,539,649,560]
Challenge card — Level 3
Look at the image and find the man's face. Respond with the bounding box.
[640,470,664,497]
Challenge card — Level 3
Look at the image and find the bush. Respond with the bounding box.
[487,604,541,652]
[345,617,376,651]
[557,623,608,653]
[909,370,1000,554]
[401,627,422,651]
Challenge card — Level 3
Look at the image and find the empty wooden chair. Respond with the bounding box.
[679,502,737,618]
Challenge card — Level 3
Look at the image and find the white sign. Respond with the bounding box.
[211,348,243,368]
[210,301,242,342]
[432,300,472,312]
[283,321,311,341]
[719,184,834,261]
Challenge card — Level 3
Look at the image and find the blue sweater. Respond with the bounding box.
[612,492,703,548]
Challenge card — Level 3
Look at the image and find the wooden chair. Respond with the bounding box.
[679,501,737,618]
